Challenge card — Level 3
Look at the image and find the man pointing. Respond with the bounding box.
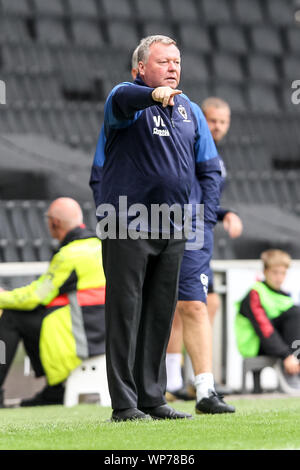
[90,35,222,421]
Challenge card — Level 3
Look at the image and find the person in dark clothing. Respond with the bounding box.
[236,249,300,394]
[0,198,106,407]
[90,35,222,421]
[166,98,239,411]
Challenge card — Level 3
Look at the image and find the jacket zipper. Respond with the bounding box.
[170,106,175,128]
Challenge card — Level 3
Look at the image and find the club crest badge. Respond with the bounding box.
[178,104,188,120]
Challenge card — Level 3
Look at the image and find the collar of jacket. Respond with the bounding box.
[60,225,96,248]
[134,74,149,87]
[262,280,289,297]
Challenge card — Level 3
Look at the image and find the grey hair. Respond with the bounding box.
[137,35,178,64]
[201,97,231,113]
[131,45,139,70]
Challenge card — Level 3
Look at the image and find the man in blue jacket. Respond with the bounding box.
[90,35,221,422]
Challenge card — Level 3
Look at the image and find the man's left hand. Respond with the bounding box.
[223,212,243,239]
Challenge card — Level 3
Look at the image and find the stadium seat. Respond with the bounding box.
[82,201,98,231]
[265,0,295,26]
[8,105,32,134]
[135,0,166,20]
[75,46,129,84]
[250,26,283,56]
[167,0,200,22]
[50,45,78,72]
[213,230,236,259]
[248,84,280,113]
[282,86,300,114]
[101,0,132,19]
[23,103,51,135]
[53,104,78,145]
[233,0,264,24]
[25,45,56,74]
[178,25,212,53]
[32,0,65,17]
[142,21,175,40]
[241,356,278,394]
[68,0,98,18]
[64,103,95,148]
[0,17,32,43]
[285,27,300,54]
[246,172,278,205]
[180,52,209,82]
[1,44,25,73]
[247,55,279,84]
[39,104,68,143]
[14,74,61,104]
[6,201,37,262]
[282,56,299,81]
[271,173,295,208]
[0,203,19,262]
[59,56,95,102]
[284,171,300,213]
[3,200,53,262]
[0,105,14,133]
[180,82,211,105]
[71,19,104,47]
[8,75,32,103]
[64,355,111,407]
[14,104,42,135]
[229,171,259,203]
[106,21,140,50]
[0,0,31,17]
[215,25,248,55]
[212,83,247,113]
[201,0,232,24]
[1,44,46,74]
[212,54,244,82]
[42,75,62,101]
[220,142,249,171]
[36,18,69,45]
[246,142,273,172]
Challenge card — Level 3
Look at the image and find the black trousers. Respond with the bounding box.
[0,308,45,387]
[259,305,300,356]
[102,235,185,410]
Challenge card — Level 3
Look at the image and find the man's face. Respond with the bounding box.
[204,106,231,144]
[138,42,181,89]
[264,266,287,291]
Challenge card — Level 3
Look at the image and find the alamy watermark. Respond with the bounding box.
[291,80,300,105]
[0,340,5,365]
[0,80,6,105]
[96,196,205,250]
[292,340,300,360]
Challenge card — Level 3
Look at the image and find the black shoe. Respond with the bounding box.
[196,390,235,414]
[140,404,193,420]
[111,408,152,422]
[165,386,195,402]
[20,384,65,407]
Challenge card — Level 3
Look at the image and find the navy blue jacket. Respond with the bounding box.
[90,76,222,230]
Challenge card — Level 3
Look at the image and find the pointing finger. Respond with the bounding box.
[170,89,182,96]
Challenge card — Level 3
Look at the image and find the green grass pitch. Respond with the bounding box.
[0,397,299,450]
